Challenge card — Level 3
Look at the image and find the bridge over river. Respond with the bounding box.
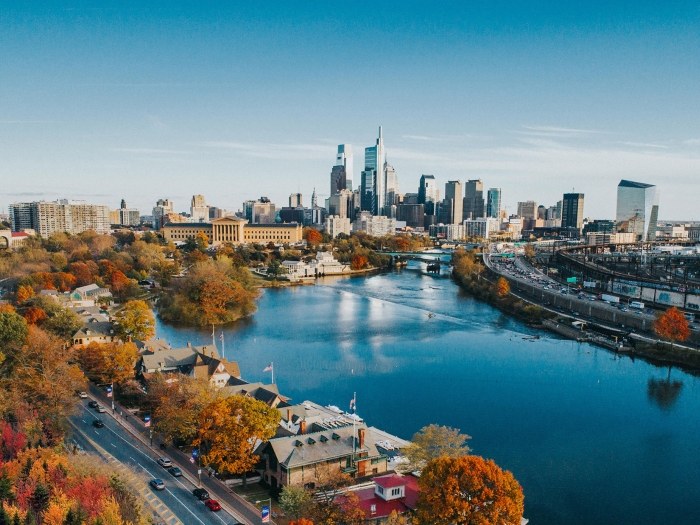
[380,251,454,272]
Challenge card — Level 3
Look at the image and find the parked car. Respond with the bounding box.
[157,457,172,468]
[149,479,165,491]
[78,392,88,398]
[168,467,182,477]
[193,488,210,500]
[205,499,222,512]
[92,419,104,428]
[96,405,106,413]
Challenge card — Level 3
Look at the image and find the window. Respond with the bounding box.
[391,488,401,496]
[377,486,384,494]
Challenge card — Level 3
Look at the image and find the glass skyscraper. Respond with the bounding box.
[615,180,659,241]
[486,188,501,218]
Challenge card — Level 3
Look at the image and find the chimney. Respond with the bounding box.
[287,408,292,424]
[300,420,307,435]
[358,428,365,449]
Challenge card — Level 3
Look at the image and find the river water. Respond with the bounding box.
[156,262,700,525]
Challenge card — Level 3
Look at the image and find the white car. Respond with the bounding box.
[78,392,88,398]
[157,458,173,468]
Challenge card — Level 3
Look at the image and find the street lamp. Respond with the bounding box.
[149,429,153,447]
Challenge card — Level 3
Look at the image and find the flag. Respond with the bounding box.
[263,363,273,373]
[106,386,113,398]
[219,332,224,341]
[190,449,198,464]
[144,415,151,428]
[349,398,356,411]
[261,505,270,523]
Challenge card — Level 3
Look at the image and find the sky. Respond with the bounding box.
[1,1,700,220]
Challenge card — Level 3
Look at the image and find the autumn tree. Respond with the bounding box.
[15,286,34,305]
[351,254,368,270]
[654,307,690,347]
[195,396,280,480]
[401,424,471,473]
[386,511,410,525]
[3,327,85,440]
[414,455,524,525]
[279,485,312,520]
[289,520,314,525]
[152,260,179,287]
[114,300,155,342]
[148,375,222,445]
[109,270,132,302]
[496,277,510,298]
[308,467,366,525]
[523,243,535,262]
[76,342,139,385]
[22,308,47,326]
[306,228,323,245]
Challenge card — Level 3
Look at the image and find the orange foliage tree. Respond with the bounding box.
[351,254,368,270]
[290,520,314,525]
[654,307,691,346]
[109,270,131,301]
[306,228,323,245]
[23,307,47,326]
[414,455,524,525]
[15,285,35,304]
[68,261,95,287]
[496,277,510,298]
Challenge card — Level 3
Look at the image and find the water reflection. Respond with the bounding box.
[647,369,684,411]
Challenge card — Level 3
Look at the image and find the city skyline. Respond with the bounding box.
[2,3,700,218]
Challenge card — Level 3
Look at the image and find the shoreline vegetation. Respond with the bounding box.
[451,247,700,372]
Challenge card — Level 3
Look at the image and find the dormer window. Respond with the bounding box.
[307,437,316,445]
[332,433,340,440]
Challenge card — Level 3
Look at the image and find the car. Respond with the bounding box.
[157,457,172,468]
[96,405,106,413]
[93,419,104,428]
[88,400,98,408]
[168,467,182,477]
[573,312,580,316]
[78,392,88,398]
[149,479,165,491]
[204,499,221,511]
[193,488,210,500]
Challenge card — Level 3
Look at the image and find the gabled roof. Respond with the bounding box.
[74,284,100,294]
[261,424,382,469]
[73,321,115,339]
[374,473,407,489]
[140,344,219,372]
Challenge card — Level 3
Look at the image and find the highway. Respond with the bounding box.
[71,402,239,525]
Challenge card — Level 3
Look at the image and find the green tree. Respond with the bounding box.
[266,259,285,279]
[279,485,311,519]
[30,483,50,514]
[114,300,155,342]
[0,311,28,347]
[402,424,471,473]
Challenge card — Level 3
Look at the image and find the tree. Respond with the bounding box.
[279,485,311,520]
[114,301,155,342]
[496,277,510,298]
[289,520,314,525]
[402,424,471,473]
[654,307,690,346]
[195,396,280,478]
[0,311,28,347]
[351,254,368,270]
[152,260,178,287]
[306,229,322,245]
[523,243,535,262]
[15,286,35,305]
[386,511,410,525]
[76,342,139,385]
[414,455,524,525]
[149,375,222,444]
[42,304,82,340]
[68,262,94,287]
[23,308,47,326]
[267,259,285,279]
[109,271,131,302]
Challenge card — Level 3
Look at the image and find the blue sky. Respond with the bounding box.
[2,1,699,219]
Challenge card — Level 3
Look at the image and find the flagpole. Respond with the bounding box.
[220,331,225,360]
[212,324,215,346]
[352,392,356,462]
[271,362,274,384]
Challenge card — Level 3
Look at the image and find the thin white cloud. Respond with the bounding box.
[683,139,700,145]
[522,125,609,134]
[112,148,193,154]
[202,141,331,160]
[620,142,668,149]
[0,120,58,124]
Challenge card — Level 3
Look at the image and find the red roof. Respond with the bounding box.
[374,473,408,489]
[11,232,28,237]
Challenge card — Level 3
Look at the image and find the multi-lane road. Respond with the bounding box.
[70,402,239,525]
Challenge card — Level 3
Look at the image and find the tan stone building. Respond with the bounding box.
[161,217,302,246]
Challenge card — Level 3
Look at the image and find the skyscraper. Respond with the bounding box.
[330,144,353,196]
[190,195,209,222]
[361,127,386,215]
[615,180,659,241]
[289,193,303,207]
[440,180,463,225]
[463,179,485,220]
[384,161,398,211]
[418,174,438,215]
[517,201,538,220]
[561,193,585,231]
[486,188,501,218]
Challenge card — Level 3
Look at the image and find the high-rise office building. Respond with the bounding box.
[517,201,538,220]
[251,197,276,224]
[440,180,463,225]
[289,193,303,208]
[361,127,386,215]
[615,180,659,241]
[384,161,398,211]
[311,188,318,208]
[152,198,174,229]
[486,188,501,218]
[561,193,585,230]
[463,179,485,220]
[418,175,438,215]
[327,189,353,218]
[190,195,209,222]
[331,144,353,196]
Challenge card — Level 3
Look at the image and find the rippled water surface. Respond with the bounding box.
[156,263,700,525]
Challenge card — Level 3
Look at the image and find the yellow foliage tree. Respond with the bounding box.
[76,342,139,385]
[16,285,35,304]
[114,300,155,342]
[496,277,510,298]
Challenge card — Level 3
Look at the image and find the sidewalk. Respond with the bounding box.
[88,385,274,525]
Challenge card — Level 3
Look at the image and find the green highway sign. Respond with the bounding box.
[567,277,578,283]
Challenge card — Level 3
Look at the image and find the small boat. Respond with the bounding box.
[428,312,435,318]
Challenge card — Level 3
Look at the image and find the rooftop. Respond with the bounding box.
[618,179,655,189]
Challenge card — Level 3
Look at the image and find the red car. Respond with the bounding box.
[204,499,221,511]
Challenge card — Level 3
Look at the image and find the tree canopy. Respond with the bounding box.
[114,300,155,342]
[402,424,471,472]
[654,307,690,345]
[414,455,524,525]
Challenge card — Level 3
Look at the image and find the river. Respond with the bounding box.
[155,262,700,525]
